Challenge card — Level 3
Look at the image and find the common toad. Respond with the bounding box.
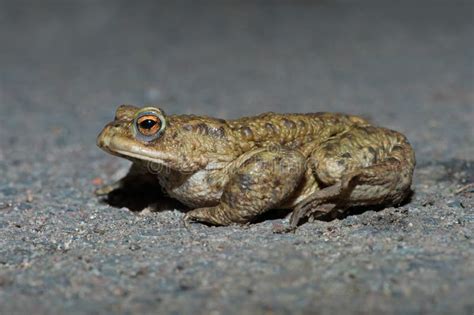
[96,105,415,230]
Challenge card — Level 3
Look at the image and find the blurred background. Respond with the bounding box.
[0,1,473,314]
[1,0,473,161]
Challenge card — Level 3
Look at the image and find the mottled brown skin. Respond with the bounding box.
[96,105,415,230]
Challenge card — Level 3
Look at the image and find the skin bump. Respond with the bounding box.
[240,126,254,139]
[282,118,296,129]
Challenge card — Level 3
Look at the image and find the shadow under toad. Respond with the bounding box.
[98,176,414,226]
[97,178,186,213]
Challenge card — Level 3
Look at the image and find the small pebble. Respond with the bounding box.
[129,243,141,251]
[91,177,104,186]
[0,202,12,210]
[446,199,464,208]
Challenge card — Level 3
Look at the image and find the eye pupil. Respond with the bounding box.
[140,119,157,130]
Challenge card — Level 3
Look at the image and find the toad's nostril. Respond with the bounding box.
[96,134,104,147]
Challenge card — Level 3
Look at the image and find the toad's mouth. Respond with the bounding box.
[97,132,172,166]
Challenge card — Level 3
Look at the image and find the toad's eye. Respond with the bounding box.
[137,115,160,135]
[134,111,166,141]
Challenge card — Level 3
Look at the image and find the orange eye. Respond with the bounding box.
[136,115,161,136]
[134,109,166,142]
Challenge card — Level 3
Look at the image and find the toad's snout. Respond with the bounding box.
[96,122,118,149]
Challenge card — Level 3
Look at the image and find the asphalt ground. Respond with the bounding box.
[0,1,473,314]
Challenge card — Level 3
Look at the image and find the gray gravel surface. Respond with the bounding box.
[1,1,473,314]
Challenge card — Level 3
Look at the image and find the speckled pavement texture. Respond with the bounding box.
[0,1,473,314]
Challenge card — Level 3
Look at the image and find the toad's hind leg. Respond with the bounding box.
[289,126,415,229]
[184,147,306,226]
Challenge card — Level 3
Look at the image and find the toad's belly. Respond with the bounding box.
[158,169,226,208]
[157,165,321,210]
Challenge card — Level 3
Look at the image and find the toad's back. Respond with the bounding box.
[223,112,371,152]
[167,112,372,157]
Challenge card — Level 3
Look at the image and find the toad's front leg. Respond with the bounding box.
[95,163,146,195]
[95,162,163,198]
[184,147,306,226]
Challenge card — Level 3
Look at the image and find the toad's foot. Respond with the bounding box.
[183,204,236,226]
[95,181,122,196]
[289,183,343,229]
[273,202,337,234]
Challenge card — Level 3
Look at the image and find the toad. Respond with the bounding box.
[96,105,415,230]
